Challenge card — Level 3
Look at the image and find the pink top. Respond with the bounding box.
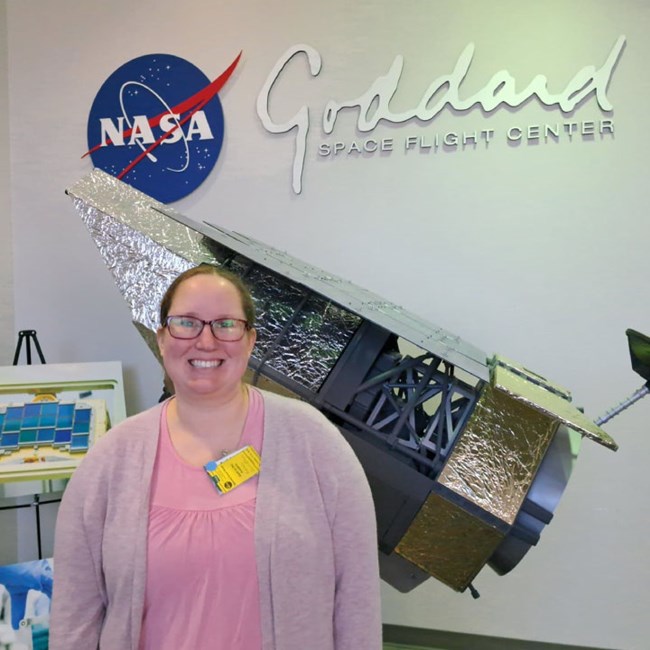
[138,389,264,650]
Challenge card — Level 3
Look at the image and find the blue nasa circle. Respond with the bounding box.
[87,54,224,203]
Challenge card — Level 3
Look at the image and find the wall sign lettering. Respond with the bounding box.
[257,38,625,194]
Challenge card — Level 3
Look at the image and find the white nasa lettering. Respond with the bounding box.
[97,111,216,148]
[186,111,214,140]
[129,116,156,146]
[160,113,183,144]
[100,117,125,146]
[258,37,625,193]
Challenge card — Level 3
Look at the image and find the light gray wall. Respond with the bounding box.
[3,1,650,649]
[0,0,13,365]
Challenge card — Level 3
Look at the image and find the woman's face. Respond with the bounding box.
[157,274,256,401]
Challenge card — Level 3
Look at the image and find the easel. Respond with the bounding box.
[12,330,46,366]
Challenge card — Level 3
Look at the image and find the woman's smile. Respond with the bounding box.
[189,358,224,369]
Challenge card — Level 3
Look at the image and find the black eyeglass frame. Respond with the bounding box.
[163,315,251,342]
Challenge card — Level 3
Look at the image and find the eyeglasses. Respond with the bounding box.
[164,315,250,342]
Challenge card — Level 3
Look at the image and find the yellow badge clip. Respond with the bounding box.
[203,445,261,494]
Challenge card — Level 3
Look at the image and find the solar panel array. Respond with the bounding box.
[0,401,93,453]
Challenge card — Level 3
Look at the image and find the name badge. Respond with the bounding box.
[203,445,261,494]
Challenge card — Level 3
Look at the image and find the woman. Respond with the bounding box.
[50,265,382,650]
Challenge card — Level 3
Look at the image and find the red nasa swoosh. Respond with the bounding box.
[83,52,242,180]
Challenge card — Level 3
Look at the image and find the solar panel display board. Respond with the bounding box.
[0,362,126,484]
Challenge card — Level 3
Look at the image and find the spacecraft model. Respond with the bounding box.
[66,169,626,595]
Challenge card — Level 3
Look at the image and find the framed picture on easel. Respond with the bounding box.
[0,362,126,484]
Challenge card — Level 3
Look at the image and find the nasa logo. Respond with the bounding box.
[86,52,240,203]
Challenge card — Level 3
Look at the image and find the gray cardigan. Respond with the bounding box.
[50,390,382,649]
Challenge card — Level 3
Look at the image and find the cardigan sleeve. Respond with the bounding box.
[289,396,383,650]
[258,391,383,648]
[48,404,161,650]
[329,439,383,650]
[49,449,108,650]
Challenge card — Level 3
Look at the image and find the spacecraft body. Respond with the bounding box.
[67,170,616,593]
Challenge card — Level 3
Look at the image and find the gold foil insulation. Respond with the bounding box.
[438,381,559,525]
[396,358,616,591]
[395,490,505,591]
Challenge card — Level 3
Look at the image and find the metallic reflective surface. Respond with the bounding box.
[493,359,618,451]
[74,198,194,332]
[396,490,504,591]
[66,169,620,593]
[494,355,571,400]
[68,171,360,391]
[438,381,558,525]
[487,424,582,575]
[68,169,490,381]
[243,266,361,390]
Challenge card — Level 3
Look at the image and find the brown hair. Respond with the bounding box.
[159,264,256,327]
